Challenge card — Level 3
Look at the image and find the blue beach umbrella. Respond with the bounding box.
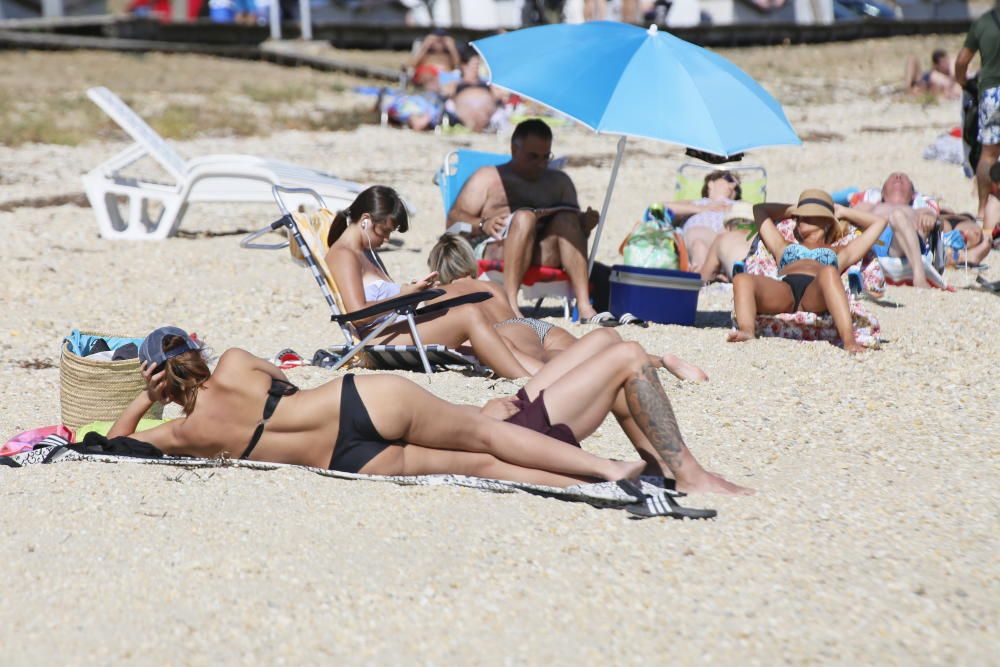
[472,22,801,268]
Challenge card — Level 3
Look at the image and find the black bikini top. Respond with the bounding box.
[240,378,299,461]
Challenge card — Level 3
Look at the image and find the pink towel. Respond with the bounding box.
[2,425,75,457]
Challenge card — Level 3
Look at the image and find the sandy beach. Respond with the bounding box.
[1,35,998,664]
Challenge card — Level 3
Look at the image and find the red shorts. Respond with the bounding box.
[504,388,579,447]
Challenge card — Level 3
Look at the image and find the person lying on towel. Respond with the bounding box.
[931,210,994,267]
[108,327,750,494]
[111,326,641,487]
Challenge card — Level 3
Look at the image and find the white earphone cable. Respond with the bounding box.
[360,216,392,281]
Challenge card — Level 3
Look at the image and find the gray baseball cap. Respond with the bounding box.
[138,326,200,368]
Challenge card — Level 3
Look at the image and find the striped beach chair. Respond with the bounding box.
[242,186,488,375]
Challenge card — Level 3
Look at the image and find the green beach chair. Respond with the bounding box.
[674,162,768,205]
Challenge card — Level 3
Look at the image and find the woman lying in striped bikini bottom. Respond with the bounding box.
[427,234,708,381]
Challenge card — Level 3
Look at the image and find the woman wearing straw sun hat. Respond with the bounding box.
[726,189,888,353]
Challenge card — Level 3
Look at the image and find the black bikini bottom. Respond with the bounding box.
[781,273,816,312]
[329,374,402,474]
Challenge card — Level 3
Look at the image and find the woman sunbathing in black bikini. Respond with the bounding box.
[110,326,750,494]
[727,189,887,353]
[109,326,643,487]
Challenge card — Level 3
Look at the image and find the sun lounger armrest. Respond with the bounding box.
[413,291,492,317]
[241,216,291,250]
[331,288,446,324]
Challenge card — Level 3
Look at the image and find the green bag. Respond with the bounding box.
[622,204,680,270]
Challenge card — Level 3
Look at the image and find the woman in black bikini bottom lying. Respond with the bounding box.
[110,326,644,488]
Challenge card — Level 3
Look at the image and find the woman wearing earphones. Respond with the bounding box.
[325,185,535,378]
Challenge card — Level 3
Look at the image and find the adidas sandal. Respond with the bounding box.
[638,475,686,497]
[584,311,619,326]
[625,493,717,520]
[616,479,648,501]
[617,313,648,328]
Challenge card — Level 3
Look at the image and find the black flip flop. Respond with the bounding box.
[976,275,1000,293]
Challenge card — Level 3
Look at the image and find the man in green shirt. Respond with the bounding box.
[957,6,1000,224]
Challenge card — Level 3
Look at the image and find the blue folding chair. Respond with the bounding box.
[436,149,575,318]
[439,150,509,215]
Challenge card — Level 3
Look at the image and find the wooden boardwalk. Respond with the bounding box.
[0,15,974,81]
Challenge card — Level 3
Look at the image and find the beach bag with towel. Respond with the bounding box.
[60,329,163,429]
[618,204,689,271]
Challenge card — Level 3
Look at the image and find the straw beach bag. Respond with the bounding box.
[59,331,163,429]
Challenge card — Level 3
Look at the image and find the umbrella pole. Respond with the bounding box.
[587,135,627,273]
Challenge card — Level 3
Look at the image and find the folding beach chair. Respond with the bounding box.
[674,162,768,204]
[82,87,366,240]
[437,149,575,318]
[241,186,488,375]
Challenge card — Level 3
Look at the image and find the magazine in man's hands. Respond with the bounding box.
[497,204,581,239]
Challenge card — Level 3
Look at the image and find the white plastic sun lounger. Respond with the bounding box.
[81,86,366,240]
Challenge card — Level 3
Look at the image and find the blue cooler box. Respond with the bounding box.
[609,265,701,326]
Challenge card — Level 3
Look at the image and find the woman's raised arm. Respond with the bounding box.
[107,361,184,452]
[753,202,793,261]
[836,210,888,269]
[834,204,883,231]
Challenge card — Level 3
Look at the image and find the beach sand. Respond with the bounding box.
[1,36,998,664]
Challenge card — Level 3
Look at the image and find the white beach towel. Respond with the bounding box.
[3,444,716,519]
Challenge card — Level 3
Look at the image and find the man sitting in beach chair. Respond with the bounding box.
[849,172,941,288]
[445,119,603,321]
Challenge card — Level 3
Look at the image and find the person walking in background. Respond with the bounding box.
[956,6,1000,224]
